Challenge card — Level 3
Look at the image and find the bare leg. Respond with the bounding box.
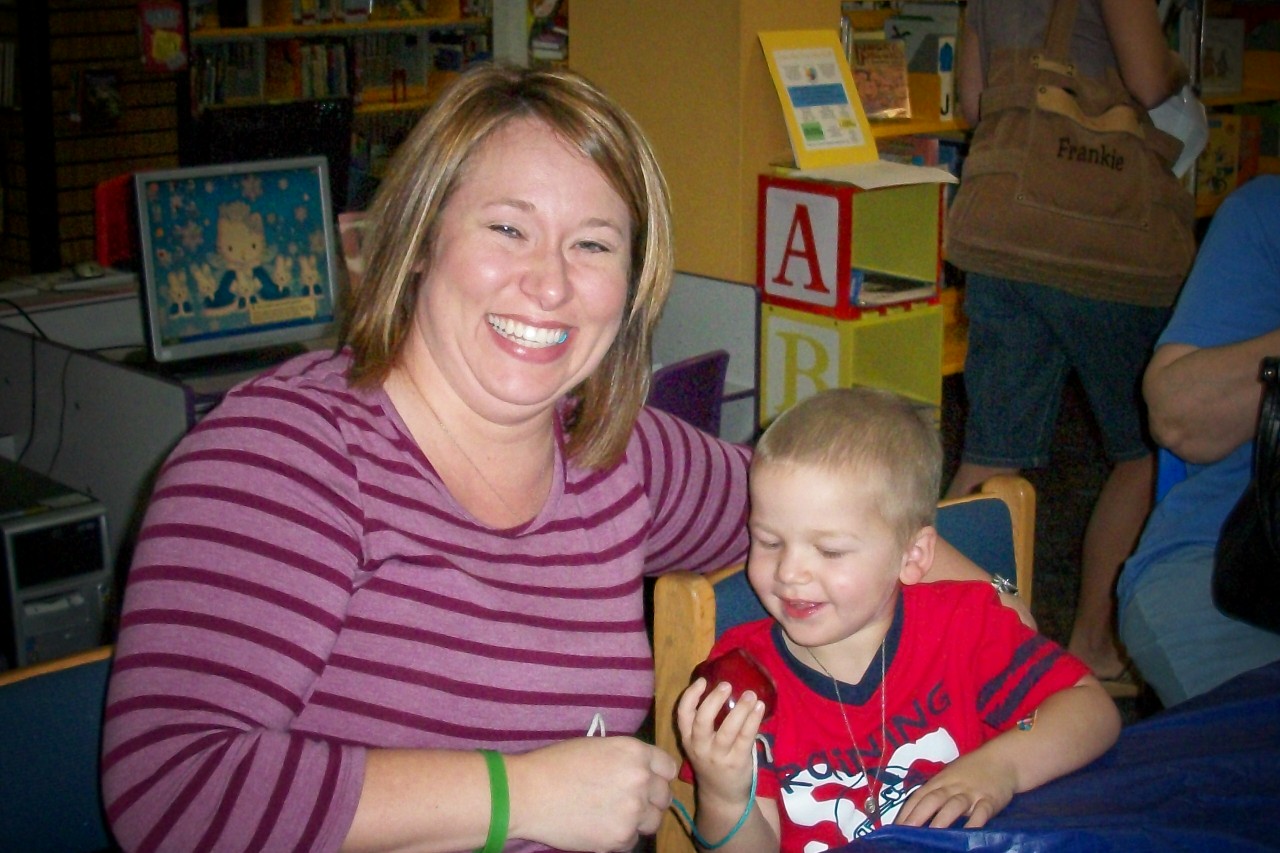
[1069,454,1156,678]
[945,462,1018,499]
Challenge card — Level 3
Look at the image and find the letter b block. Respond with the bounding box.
[760,303,944,426]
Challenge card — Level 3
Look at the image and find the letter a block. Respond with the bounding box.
[757,174,941,320]
[760,302,943,426]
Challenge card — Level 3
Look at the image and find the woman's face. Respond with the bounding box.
[412,117,632,424]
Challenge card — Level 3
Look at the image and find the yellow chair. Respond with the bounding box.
[0,646,115,852]
[651,475,1036,853]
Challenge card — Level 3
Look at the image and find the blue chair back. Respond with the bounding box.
[712,496,1018,638]
[0,649,115,852]
[935,497,1018,584]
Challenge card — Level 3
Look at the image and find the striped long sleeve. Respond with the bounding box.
[102,350,751,853]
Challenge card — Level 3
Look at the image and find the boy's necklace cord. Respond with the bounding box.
[808,641,887,820]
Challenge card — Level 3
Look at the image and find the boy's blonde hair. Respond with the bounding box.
[753,387,943,545]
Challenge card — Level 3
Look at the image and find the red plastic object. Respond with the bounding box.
[691,648,777,727]
[94,173,136,268]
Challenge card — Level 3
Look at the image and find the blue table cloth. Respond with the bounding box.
[840,659,1280,853]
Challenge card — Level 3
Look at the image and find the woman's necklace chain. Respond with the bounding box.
[400,368,541,525]
[808,641,888,819]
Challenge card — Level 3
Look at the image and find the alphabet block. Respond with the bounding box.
[756,174,942,320]
[760,302,943,426]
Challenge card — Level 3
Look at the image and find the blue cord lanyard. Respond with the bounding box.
[670,735,768,849]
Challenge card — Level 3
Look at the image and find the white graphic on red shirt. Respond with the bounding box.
[782,728,959,851]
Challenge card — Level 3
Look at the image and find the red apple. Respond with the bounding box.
[691,647,776,727]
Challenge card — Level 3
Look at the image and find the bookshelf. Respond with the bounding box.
[0,0,182,277]
[574,0,968,284]
[871,116,965,138]
[1196,49,1280,218]
[188,8,490,113]
[190,17,489,41]
[573,0,841,288]
[184,0,491,210]
[867,70,969,138]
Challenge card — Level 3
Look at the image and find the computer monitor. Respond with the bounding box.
[133,156,340,365]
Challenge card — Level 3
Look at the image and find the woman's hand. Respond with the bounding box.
[506,735,677,852]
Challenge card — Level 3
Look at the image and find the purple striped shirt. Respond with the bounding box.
[102,349,751,853]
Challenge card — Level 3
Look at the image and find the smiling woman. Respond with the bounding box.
[385,115,635,528]
[345,64,676,472]
[100,64,749,853]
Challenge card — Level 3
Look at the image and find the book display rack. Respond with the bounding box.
[1196,49,1280,216]
[186,0,491,202]
[188,0,489,111]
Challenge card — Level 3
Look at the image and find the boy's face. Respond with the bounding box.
[747,460,932,665]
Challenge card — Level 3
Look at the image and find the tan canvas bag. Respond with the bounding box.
[946,0,1196,306]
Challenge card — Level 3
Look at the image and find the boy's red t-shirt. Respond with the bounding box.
[682,580,1089,851]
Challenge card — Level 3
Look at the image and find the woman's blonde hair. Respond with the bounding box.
[341,63,674,469]
[753,387,943,545]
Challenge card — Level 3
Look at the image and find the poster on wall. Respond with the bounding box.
[138,0,189,73]
[759,29,877,170]
[71,69,123,128]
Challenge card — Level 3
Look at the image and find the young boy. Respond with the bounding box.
[676,387,1120,852]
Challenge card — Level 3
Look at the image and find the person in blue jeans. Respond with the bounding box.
[945,0,1188,687]
[1118,176,1280,707]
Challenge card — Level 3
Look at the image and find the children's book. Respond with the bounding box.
[851,38,912,120]
[1196,113,1242,207]
[877,134,939,167]
[759,29,878,169]
[1200,18,1246,96]
[138,0,188,73]
[852,269,938,307]
[73,69,123,129]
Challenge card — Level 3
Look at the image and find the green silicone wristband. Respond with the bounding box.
[476,749,509,853]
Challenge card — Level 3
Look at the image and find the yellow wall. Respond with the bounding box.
[572,1,843,284]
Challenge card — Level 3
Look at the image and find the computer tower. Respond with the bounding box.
[0,458,112,670]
